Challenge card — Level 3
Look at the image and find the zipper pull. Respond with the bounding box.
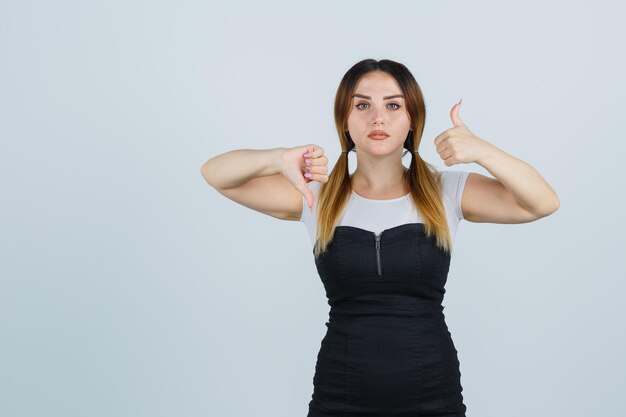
[374,232,382,276]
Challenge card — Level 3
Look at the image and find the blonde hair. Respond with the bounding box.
[313,59,452,259]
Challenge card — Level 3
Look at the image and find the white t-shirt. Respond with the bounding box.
[299,170,470,246]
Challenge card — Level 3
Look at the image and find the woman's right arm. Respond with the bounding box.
[201,147,286,190]
[200,146,327,221]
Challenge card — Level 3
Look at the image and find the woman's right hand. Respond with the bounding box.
[280,145,329,210]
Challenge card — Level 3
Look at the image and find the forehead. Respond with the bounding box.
[353,71,402,97]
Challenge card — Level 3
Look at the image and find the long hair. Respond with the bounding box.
[313,58,453,258]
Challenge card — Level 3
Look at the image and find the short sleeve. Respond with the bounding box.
[441,170,470,221]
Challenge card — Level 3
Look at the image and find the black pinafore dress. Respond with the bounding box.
[307,222,467,417]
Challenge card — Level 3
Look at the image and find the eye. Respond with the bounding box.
[355,102,402,110]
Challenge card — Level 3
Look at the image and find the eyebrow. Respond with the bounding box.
[352,93,404,100]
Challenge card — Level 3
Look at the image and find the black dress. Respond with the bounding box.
[307,222,467,417]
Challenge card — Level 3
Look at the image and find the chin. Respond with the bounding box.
[362,146,400,157]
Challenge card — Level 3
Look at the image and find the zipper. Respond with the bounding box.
[374,231,382,276]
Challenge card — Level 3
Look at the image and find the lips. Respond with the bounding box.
[368,130,390,140]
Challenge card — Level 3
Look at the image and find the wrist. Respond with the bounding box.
[272,147,287,176]
[476,143,503,165]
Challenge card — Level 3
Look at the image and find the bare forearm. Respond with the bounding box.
[477,146,560,215]
[200,147,286,189]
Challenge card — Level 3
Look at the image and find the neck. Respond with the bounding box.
[350,152,408,193]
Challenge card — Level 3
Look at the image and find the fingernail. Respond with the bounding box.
[304,172,312,178]
[303,153,310,157]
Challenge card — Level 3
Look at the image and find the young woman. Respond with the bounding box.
[201,59,559,417]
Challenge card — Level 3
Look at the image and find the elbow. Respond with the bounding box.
[200,163,214,186]
[537,194,560,218]
[552,195,560,213]
[549,193,560,214]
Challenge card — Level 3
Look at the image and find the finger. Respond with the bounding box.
[305,190,314,210]
[440,148,453,160]
[297,184,315,209]
[305,172,328,183]
[450,99,465,127]
[307,145,324,158]
[307,155,328,166]
[317,174,329,183]
[433,128,455,146]
[433,131,450,147]
[308,154,327,162]
[307,165,328,175]
[443,154,456,166]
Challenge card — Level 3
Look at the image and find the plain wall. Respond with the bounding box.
[1,1,624,416]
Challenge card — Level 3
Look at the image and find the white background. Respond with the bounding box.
[1,1,624,416]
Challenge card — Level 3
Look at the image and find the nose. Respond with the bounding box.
[370,106,386,126]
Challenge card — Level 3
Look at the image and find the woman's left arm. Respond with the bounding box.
[434,99,560,224]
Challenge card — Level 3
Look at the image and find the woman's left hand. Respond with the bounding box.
[434,99,495,166]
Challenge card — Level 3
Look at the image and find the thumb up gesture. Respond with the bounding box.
[434,99,496,166]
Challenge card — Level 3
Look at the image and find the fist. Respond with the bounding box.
[281,145,329,210]
[434,99,494,166]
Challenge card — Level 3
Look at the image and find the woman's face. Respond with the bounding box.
[346,71,412,157]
